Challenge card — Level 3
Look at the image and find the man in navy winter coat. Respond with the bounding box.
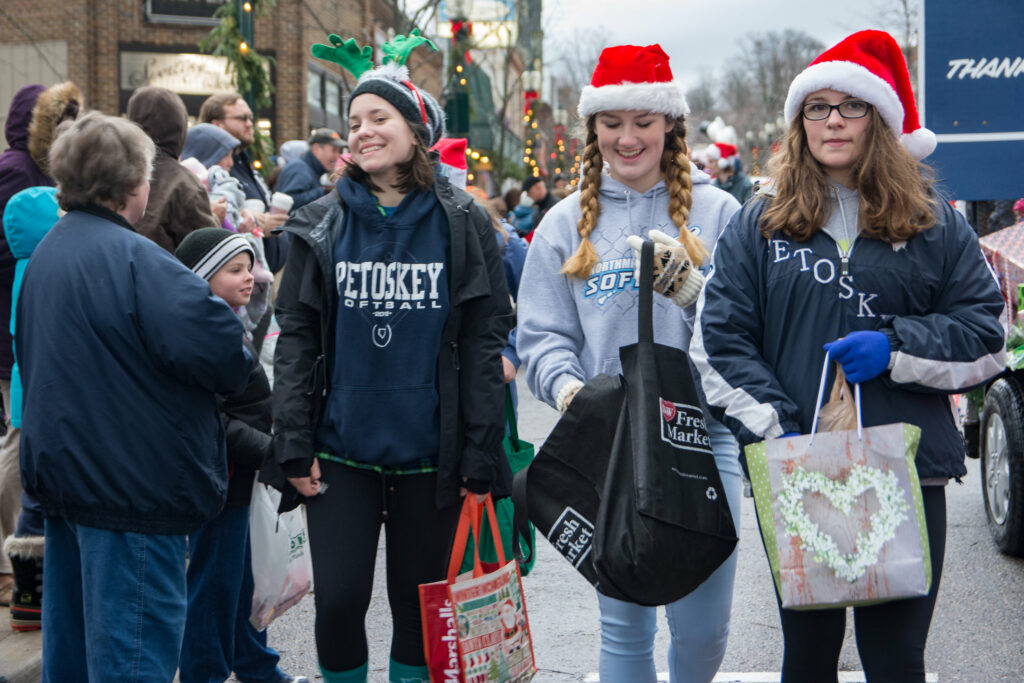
[17,111,252,682]
[276,128,342,210]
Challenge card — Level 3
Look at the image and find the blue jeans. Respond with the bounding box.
[42,517,188,682]
[598,418,742,683]
[179,504,285,683]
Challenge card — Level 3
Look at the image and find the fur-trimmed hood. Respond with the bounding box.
[28,82,82,176]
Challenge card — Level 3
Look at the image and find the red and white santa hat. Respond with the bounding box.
[783,30,936,160]
[431,137,468,190]
[577,44,689,119]
[706,142,739,170]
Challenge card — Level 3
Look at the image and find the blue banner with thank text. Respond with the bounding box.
[922,0,1024,200]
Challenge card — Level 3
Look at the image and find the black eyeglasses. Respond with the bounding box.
[801,100,871,121]
[224,114,255,123]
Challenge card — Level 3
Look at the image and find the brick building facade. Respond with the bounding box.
[0,0,444,151]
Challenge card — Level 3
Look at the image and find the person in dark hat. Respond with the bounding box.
[272,32,511,682]
[522,174,559,230]
[175,228,309,683]
[276,128,343,210]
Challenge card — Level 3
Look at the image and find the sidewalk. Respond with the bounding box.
[0,617,40,683]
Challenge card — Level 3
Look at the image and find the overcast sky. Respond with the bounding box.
[541,0,904,90]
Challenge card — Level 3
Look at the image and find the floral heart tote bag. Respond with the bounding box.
[745,358,931,609]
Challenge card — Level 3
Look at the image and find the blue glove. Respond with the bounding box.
[825,331,891,384]
[781,432,800,438]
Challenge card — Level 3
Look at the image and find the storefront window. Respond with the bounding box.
[307,70,322,110]
[325,80,340,117]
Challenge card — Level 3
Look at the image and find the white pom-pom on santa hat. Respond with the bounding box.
[577,44,689,119]
[783,30,936,160]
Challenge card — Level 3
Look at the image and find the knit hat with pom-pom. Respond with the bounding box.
[348,62,445,147]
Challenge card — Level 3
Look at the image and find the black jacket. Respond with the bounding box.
[531,190,560,229]
[276,150,328,210]
[269,177,513,510]
[221,337,273,508]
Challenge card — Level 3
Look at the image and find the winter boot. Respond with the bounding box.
[4,535,43,632]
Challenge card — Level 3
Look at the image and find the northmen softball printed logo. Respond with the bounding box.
[335,256,445,348]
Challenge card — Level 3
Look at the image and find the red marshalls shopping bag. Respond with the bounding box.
[419,495,536,682]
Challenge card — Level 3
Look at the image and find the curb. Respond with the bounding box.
[0,624,41,683]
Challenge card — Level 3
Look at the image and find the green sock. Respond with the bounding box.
[389,658,430,683]
[319,661,368,683]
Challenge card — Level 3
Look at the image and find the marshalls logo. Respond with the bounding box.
[659,398,713,455]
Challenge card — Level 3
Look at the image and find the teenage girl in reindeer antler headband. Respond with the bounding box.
[271,31,512,683]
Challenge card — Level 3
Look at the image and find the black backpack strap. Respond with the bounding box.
[511,465,535,566]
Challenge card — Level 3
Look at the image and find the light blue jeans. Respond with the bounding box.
[598,418,742,683]
[42,517,189,682]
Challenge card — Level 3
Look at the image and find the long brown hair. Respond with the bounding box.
[343,121,435,195]
[761,111,936,242]
[561,114,709,279]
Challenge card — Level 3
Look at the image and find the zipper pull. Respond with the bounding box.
[449,341,461,370]
[841,255,849,277]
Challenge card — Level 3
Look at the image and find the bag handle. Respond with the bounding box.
[638,240,655,344]
[809,355,863,443]
[511,466,534,567]
[445,496,475,583]
[504,384,521,450]
[444,495,506,584]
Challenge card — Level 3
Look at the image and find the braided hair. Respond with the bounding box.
[561,115,707,279]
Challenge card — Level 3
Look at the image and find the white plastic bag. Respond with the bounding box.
[249,481,313,630]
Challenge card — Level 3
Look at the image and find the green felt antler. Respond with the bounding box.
[311,34,374,79]
[381,29,439,66]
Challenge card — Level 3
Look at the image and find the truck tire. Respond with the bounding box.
[980,378,1024,556]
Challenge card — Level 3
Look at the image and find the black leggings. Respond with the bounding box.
[769,485,947,683]
[304,458,461,673]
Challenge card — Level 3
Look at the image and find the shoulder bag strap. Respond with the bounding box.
[511,466,534,566]
[638,240,655,344]
[504,384,520,450]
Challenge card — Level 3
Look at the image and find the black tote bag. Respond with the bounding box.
[513,241,737,605]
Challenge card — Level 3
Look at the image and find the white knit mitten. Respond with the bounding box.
[555,378,585,413]
[626,230,706,308]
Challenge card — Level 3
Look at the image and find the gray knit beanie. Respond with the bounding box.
[348,63,445,148]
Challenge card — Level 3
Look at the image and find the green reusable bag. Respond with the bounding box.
[460,385,537,575]
[746,358,931,610]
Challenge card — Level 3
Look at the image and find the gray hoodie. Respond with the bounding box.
[517,166,740,410]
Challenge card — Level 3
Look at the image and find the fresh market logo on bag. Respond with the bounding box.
[547,507,594,569]
[659,398,713,455]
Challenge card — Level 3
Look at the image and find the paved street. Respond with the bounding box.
[264,373,1024,682]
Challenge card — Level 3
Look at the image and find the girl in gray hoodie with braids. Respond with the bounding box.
[516,44,741,683]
